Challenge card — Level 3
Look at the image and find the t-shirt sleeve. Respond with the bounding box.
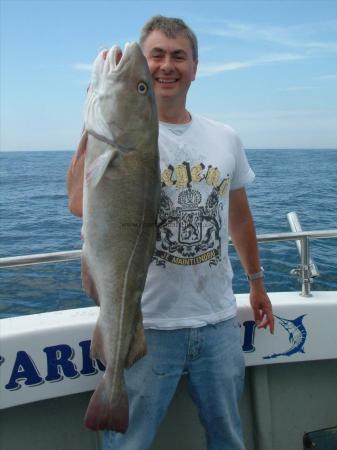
[230,134,255,190]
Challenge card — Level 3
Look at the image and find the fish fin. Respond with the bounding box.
[125,313,147,369]
[90,321,107,366]
[86,148,119,187]
[84,375,129,432]
[81,255,100,305]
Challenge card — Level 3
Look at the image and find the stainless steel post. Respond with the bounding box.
[287,211,319,278]
[301,236,312,297]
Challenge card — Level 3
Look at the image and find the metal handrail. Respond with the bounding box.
[1,229,337,297]
[0,250,82,268]
[287,212,319,278]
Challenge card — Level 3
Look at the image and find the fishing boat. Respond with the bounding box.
[1,212,337,450]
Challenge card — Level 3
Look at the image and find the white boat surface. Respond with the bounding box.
[1,219,337,450]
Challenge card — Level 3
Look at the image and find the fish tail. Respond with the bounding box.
[84,374,129,432]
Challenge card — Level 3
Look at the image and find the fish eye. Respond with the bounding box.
[137,81,148,95]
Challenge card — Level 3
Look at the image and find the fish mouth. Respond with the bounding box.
[114,46,123,66]
[106,42,136,71]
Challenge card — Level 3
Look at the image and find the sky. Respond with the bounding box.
[1,0,337,151]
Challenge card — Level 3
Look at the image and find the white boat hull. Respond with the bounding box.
[1,291,337,450]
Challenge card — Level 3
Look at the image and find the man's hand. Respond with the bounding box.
[249,282,274,334]
[67,50,109,217]
[228,188,274,334]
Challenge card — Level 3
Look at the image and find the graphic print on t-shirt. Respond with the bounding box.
[154,161,230,267]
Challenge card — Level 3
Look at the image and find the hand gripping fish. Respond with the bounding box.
[81,43,160,432]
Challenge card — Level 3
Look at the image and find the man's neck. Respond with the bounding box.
[157,98,191,124]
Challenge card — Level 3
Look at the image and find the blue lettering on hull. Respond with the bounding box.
[1,315,308,392]
[5,351,44,391]
[3,342,105,391]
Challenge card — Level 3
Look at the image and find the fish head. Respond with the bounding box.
[274,314,306,332]
[85,42,158,150]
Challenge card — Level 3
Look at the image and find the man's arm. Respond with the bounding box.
[229,188,274,334]
[66,131,88,217]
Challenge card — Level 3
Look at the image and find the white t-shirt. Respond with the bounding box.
[141,113,255,330]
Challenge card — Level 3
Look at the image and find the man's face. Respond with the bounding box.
[141,30,197,103]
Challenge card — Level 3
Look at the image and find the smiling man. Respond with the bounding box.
[67,15,274,450]
[141,28,197,124]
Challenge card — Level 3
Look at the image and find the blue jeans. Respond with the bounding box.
[103,317,246,450]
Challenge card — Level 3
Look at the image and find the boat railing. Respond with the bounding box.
[1,228,337,297]
[287,212,320,279]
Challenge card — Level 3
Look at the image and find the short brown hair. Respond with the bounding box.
[140,15,198,61]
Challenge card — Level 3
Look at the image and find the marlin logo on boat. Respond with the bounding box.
[263,314,307,359]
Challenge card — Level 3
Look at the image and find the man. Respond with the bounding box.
[67,15,274,450]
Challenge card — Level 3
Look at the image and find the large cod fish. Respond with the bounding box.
[81,42,160,432]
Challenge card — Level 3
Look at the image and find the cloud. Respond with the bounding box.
[73,63,92,71]
[199,19,337,53]
[197,52,306,77]
[196,18,336,78]
[315,74,337,81]
[279,86,313,92]
[202,21,291,45]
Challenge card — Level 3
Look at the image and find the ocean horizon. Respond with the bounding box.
[1,148,337,152]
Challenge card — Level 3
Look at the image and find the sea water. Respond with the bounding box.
[0,149,336,318]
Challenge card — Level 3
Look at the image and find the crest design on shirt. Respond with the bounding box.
[154,162,230,267]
